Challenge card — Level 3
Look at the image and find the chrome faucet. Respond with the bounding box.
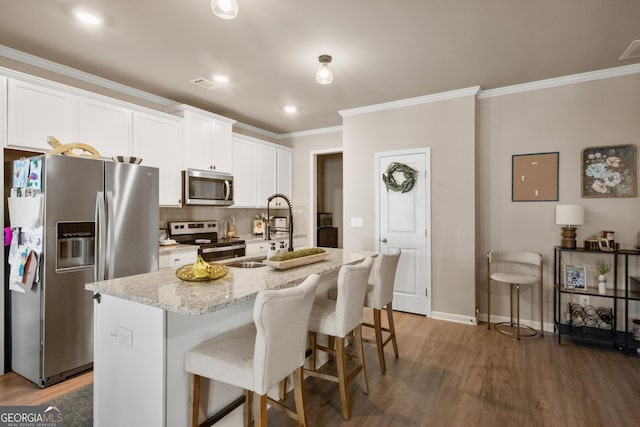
[266,193,294,252]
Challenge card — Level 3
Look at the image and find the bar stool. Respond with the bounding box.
[361,249,401,374]
[185,274,319,427]
[305,256,374,420]
[487,251,543,340]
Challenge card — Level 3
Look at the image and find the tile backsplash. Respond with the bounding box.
[160,206,307,237]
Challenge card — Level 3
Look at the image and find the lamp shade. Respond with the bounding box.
[555,204,584,226]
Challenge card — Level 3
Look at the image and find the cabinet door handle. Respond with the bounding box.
[381,238,388,243]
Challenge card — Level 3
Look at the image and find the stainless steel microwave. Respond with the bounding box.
[182,169,234,206]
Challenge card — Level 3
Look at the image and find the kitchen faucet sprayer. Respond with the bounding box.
[266,193,294,252]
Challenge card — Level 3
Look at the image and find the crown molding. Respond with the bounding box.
[338,86,481,118]
[478,63,640,99]
[233,121,281,140]
[278,126,343,140]
[0,44,179,107]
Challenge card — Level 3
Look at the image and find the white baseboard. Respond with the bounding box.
[477,313,555,333]
[431,311,478,326]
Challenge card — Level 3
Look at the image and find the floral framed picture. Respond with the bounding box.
[582,144,637,198]
[565,265,587,291]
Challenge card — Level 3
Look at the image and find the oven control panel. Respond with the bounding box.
[169,220,218,236]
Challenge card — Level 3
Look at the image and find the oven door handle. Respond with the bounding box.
[201,244,246,254]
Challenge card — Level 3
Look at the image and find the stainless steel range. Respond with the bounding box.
[168,220,246,261]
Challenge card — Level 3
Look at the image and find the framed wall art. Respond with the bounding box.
[565,265,587,291]
[512,152,559,202]
[582,144,637,198]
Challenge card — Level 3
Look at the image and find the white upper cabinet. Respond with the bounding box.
[257,144,277,206]
[165,105,236,174]
[0,77,6,149]
[231,133,293,208]
[132,111,183,207]
[77,97,132,158]
[232,137,258,207]
[7,79,76,150]
[276,148,292,199]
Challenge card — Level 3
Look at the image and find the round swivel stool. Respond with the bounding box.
[487,251,543,340]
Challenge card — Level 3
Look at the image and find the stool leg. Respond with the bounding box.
[244,389,253,427]
[373,308,386,374]
[335,336,351,420]
[355,324,368,395]
[309,332,317,371]
[509,284,514,326]
[293,366,308,427]
[540,280,544,337]
[386,302,399,358]
[516,284,521,340]
[487,275,491,330]
[190,374,200,427]
[256,394,268,427]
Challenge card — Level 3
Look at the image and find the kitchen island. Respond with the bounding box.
[86,248,371,427]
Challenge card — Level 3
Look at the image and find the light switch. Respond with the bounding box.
[350,217,363,227]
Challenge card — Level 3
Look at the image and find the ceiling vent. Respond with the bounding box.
[189,77,219,90]
[619,40,640,61]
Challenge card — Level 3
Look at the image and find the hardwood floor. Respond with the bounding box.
[272,312,640,427]
[1,312,639,426]
[0,370,92,406]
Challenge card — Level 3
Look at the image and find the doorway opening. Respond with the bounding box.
[309,148,343,248]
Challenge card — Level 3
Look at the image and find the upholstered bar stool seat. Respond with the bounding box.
[306,256,374,421]
[185,274,319,427]
[487,251,543,340]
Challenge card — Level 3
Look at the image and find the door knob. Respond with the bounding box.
[381,238,387,243]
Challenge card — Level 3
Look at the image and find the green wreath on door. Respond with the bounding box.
[382,162,418,193]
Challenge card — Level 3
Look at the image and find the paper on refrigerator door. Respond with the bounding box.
[8,196,43,228]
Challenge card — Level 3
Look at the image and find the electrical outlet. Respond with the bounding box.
[579,295,590,307]
[117,326,133,348]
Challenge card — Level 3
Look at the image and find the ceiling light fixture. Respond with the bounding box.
[211,0,238,20]
[284,105,298,113]
[73,9,103,25]
[315,55,333,85]
[212,74,230,84]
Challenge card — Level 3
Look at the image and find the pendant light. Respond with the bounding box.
[316,55,333,85]
[211,0,238,20]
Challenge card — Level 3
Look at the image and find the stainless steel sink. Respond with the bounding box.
[226,261,266,269]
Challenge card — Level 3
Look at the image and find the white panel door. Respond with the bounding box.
[376,149,431,315]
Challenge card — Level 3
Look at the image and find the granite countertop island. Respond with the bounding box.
[88,247,374,427]
[86,248,368,316]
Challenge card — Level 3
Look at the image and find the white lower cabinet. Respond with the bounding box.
[245,240,269,256]
[159,248,198,269]
[132,111,183,206]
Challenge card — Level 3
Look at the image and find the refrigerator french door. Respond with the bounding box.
[11,154,159,387]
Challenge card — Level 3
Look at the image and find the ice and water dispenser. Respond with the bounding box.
[56,222,95,270]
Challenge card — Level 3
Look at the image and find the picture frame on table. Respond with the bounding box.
[565,265,587,290]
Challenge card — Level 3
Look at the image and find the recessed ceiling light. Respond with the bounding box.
[283,105,298,113]
[73,9,103,25]
[212,74,230,84]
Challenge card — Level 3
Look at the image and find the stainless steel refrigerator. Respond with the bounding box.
[11,154,159,387]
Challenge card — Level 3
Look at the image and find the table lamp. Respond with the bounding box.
[555,204,584,249]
